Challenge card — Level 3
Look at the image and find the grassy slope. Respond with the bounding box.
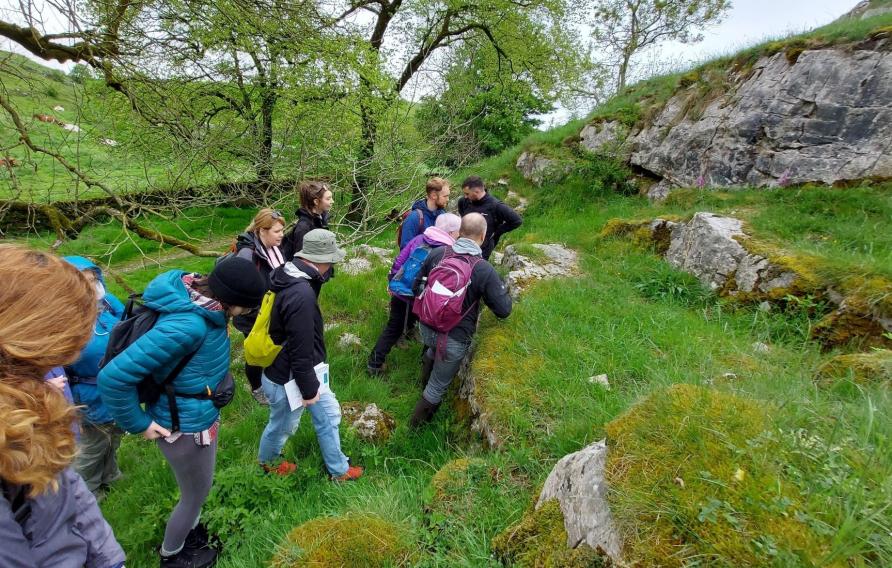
[43,12,892,567]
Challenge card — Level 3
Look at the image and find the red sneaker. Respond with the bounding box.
[330,465,364,482]
[262,460,298,476]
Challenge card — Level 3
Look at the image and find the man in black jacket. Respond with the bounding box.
[457,175,523,260]
[257,229,363,481]
[410,213,513,428]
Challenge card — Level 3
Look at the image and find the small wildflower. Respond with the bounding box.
[733,468,746,482]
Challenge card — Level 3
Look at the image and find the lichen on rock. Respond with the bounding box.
[341,401,396,442]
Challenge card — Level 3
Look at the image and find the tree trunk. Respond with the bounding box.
[348,87,378,223]
[256,90,277,197]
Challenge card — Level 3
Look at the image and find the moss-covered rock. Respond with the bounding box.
[427,458,489,512]
[604,384,835,567]
[341,401,395,442]
[492,500,612,567]
[811,296,892,350]
[270,514,412,567]
[814,349,892,386]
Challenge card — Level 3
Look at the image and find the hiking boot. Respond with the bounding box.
[418,354,435,388]
[409,396,440,429]
[251,387,270,406]
[330,465,364,482]
[262,460,297,476]
[366,363,386,377]
[184,523,210,550]
[159,545,218,568]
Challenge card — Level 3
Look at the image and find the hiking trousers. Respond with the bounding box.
[258,374,349,477]
[369,296,417,368]
[419,324,472,404]
[74,421,124,494]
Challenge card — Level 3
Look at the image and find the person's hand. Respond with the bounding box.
[143,421,171,440]
[47,376,67,391]
[303,392,321,407]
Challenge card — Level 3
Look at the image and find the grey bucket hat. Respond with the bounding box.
[295,229,346,264]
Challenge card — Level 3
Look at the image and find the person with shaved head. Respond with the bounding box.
[408,212,512,428]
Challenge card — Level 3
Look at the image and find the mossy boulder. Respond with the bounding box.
[271,514,412,567]
[341,401,395,442]
[604,384,835,566]
[814,349,892,387]
[492,500,612,567]
[811,296,892,350]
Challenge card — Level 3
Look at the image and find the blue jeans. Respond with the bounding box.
[257,374,349,477]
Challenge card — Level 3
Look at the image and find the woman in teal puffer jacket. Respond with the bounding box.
[99,257,264,568]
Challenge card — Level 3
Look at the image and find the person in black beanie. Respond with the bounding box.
[99,256,264,568]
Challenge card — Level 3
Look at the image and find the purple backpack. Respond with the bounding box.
[413,250,482,333]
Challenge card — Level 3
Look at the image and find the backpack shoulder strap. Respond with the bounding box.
[160,346,201,433]
[416,209,425,231]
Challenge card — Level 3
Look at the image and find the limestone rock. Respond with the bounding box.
[340,244,392,275]
[588,374,610,389]
[665,212,798,294]
[647,179,674,202]
[665,213,747,290]
[579,120,630,158]
[535,439,622,561]
[752,341,771,354]
[502,243,578,297]
[628,47,892,188]
[339,257,372,275]
[341,402,395,442]
[516,151,572,186]
[337,332,362,350]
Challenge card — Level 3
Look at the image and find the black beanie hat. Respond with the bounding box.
[208,257,266,308]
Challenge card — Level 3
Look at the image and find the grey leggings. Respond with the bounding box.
[157,434,217,554]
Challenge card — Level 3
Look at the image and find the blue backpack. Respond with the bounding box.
[389,244,433,298]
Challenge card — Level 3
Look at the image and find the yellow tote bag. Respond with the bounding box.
[244,291,282,367]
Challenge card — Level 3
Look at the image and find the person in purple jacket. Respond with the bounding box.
[367,213,461,376]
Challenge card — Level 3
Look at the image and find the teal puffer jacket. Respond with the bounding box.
[98,270,230,434]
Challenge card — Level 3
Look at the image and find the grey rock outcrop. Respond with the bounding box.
[665,213,800,294]
[536,439,622,561]
[580,120,630,158]
[341,244,392,275]
[501,243,579,297]
[625,45,892,188]
[516,151,572,186]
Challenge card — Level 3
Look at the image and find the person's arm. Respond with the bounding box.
[67,470,126,568]
[391,236,421,279]
[478,263,512,319]
[280,291,321,399]
[98,313,204,434]
[236,247,254,261]
[492,202,523,245]
[457,197,468,216]
[399,210,423,249]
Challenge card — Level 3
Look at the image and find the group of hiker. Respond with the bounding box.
[0,174,520,568]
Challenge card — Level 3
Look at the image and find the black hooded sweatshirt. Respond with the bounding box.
[264,259,327,398]
[457,192,523,260]
[281,208,329,260]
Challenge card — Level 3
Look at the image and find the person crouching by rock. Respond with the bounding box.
[232,208,288,407]
[409,213,512,428]
[62,256,127,498]
[257,229,364,481]
[98,257,265,568]
[367,213,462,376]
[0,245,125,568]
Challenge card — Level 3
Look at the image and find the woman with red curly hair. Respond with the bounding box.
[0,245,125,568]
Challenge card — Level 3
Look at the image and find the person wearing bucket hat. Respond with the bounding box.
[99,257,264,567]
[257,229,363,481]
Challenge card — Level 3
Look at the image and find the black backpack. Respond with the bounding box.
[100,294,233,432]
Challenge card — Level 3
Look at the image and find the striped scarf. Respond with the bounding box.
[181,273,223,311]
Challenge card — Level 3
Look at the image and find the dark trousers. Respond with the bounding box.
[369,296,417,368]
